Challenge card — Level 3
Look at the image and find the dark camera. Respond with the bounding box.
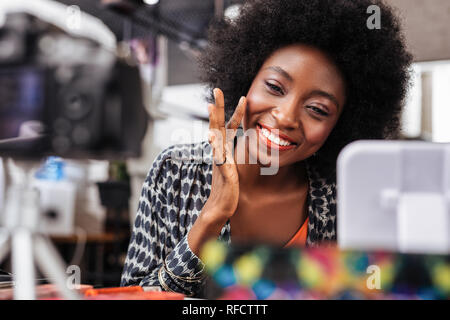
[0,12,147,160]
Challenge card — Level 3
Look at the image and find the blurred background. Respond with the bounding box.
[0,0,449,288]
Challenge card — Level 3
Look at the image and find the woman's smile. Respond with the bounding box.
[256,123,298,151]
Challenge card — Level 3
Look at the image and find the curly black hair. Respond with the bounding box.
[198,0,412,181]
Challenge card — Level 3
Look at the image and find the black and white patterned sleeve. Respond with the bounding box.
[120,146,206,297]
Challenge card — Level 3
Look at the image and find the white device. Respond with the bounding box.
[337,140,450,254]
[32,179,76,236]
[0,159,4,214]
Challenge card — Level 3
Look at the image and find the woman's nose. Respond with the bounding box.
[271,105,300,129]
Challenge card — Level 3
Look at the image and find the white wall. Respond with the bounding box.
[401,61,450,142]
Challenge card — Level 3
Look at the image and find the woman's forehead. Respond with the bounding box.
[262,44,341,78]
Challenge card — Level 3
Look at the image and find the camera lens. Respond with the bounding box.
[63,91,92,120]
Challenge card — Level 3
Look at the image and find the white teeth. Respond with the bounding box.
[260,127,292,146]
[273,135,280,145]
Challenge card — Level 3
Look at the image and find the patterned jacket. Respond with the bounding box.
[120,141,337,297]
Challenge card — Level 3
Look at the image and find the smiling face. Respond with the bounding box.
[242,44,347,168]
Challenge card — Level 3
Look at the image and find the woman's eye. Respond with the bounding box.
[308,106,329,117]
[265,82,283,94]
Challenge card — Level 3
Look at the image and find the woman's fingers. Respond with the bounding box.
[213,89,227,156]
[213,88,225,128]
[207,90,226,165]
[226,96,246,141]
[208,108,224,165]
[208,129,227,165]
[208,88,246,167]
[226,96,246,130]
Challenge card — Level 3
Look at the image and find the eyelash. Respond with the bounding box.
[266,82,284,94]
[265,82,329,117]
[309,106,329,117]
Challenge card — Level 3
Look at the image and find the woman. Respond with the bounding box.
[121,0,412,297]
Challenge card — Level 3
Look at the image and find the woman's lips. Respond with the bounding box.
[256,123,297,151]
[257,123,297,144]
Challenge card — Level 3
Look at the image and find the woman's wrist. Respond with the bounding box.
[187,209,228,256]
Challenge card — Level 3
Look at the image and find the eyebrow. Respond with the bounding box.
[264,66,293,82]
[264,66,340,111]
[305,90,340,111]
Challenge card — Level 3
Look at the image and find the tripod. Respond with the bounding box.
[0,158,80,300]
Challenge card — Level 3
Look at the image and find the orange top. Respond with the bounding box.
[284,217,309,248]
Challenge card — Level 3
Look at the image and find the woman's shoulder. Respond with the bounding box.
[145,140,213,188]
[159,140,212,163]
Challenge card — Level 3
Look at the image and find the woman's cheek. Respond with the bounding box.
[302,119,333,147]
[243,93,270,129]
[247,91,271,113]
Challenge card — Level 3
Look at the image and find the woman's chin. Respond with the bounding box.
[248,146,282,168]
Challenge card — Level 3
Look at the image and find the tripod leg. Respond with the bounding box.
[34,236,81,300]
[11,228,36,300]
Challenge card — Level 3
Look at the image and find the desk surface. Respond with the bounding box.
[50,232,127,243]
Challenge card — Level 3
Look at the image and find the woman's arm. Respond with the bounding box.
[120,147,207,297]
[121,89,245,296]
[187,89,246,256]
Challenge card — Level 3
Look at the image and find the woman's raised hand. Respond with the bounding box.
[187,88,246,256]
[204,88,247,222]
